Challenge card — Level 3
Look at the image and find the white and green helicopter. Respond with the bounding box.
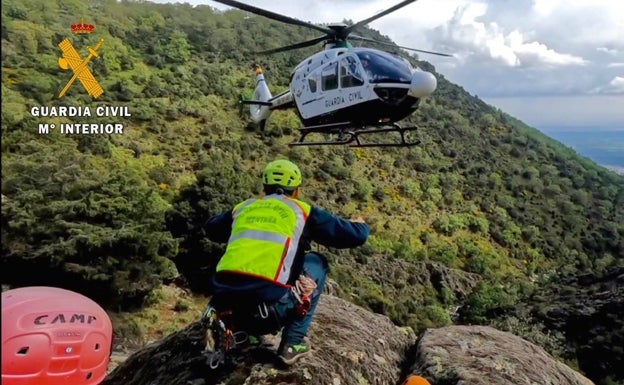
[216,0,452,147]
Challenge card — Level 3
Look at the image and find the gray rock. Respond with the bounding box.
[409,325,595,385]
[530,266,624,382]
[103,298,595,385]
[103,295,415,385]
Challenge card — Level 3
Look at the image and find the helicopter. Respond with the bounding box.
[213,0,452,147]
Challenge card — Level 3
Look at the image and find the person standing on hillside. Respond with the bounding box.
[203,159,370,365]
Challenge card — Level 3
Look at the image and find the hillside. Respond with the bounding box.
[1,1,623,384]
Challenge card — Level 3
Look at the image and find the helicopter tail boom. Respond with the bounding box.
[249,67,273,123]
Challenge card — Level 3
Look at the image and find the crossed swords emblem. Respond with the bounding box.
[57,38,105,98]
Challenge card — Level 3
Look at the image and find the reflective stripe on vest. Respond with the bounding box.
[228,230,288,244]
[216,194,311,285]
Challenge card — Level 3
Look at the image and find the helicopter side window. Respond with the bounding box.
[321,62,338,91]
[308,78,317,93]
[340,57,364,88]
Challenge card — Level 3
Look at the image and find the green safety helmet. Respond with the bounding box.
[262,159,302,188]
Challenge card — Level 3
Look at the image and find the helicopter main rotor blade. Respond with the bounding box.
[211,0,332,35]
[346,0,418,33]
[350,35,453,57]
[254,35,329,55]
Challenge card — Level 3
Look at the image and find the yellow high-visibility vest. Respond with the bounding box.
[216,194,311,286]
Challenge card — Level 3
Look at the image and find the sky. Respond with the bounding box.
[155,0,624,131]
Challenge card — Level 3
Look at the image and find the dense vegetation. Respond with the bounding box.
[2,0,623,383]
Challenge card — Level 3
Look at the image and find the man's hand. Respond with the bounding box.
[295,275,318,297]
[351,216,366,223]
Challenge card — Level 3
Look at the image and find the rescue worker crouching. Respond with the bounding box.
[203,159,370,365]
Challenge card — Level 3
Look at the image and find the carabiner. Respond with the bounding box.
[258,302,270,319]
[208,350,223,369]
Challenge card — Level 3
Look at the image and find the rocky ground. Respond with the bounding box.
[412,325,594,385]
[103,294,595,385]
[529,266,624,383]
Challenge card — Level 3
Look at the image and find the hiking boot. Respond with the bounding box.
[247,335,263,346]
[278,343,311,365]
[238,334,273,351]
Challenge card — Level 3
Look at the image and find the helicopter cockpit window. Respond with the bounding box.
[321,62,339,91]
[356,51,412,84]
[308,78,317,93]
[340,56,364,88]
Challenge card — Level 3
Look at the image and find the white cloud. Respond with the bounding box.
[509,34,587,66]
[591,76,624,94]
[610,76,624,88]
[428,3,588,68]
[531,0,566,16]
[598,47,620,56]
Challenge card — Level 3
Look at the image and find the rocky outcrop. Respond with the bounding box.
[292,295,416,385]
[408,325,595,385]
[104,296,594,385]
[102,320,208,385]
[364,258,481,302]
[103,295,416,385]
[355,256,481,321]
[530,266,624,383]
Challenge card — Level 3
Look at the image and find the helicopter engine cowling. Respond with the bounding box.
[408,70,437,98]
[250,72,272,123]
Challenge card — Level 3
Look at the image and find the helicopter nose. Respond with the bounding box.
[409,70,437,98]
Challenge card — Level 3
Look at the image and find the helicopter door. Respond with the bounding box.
[297,62,340,119]
[321,62,339,93]
[298,58,370,120]
[339,56,368,107]
[340,56,364,88]
[316,61,342,114]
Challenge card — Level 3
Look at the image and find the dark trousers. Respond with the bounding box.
[210,252,328,346]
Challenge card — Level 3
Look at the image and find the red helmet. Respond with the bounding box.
[2,286,113,385]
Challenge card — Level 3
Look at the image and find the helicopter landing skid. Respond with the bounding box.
[291,122,420,147]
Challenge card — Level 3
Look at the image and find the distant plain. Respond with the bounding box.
[539,128,624,174]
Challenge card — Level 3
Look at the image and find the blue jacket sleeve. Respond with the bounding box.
[203,210,233,243]
[306,206,370,248]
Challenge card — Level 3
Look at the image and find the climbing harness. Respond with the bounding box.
[200,301,279,370]
[199,274,317,369]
